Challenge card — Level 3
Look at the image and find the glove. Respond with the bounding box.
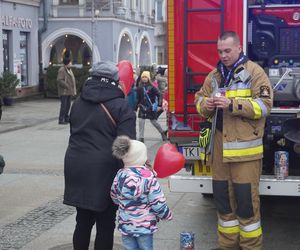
[199,121,212,148]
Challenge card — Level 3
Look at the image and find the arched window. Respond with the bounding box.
[49,35,92,66]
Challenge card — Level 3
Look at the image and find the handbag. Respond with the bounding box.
[143,87,158,112]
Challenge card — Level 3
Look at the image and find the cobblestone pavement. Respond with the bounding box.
[0,196,75,250]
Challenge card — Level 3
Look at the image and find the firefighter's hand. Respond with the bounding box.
[213,96,231,109]
[204,97,216,111]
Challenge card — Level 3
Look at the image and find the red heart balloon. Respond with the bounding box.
[117,60,134,96]
[153,143,185,178]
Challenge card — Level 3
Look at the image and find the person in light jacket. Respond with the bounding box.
[57,52,76,125]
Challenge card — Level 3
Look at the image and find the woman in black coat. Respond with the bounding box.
[63,61,136,250]
[136,71,167,142]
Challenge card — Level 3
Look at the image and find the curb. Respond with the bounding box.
[0,117,57,134]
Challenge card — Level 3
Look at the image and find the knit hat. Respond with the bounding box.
[63,50,71,65]
[90,61,119,82]
[112,136,147,166]
[141,71,151,81]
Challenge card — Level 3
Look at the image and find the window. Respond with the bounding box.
[130,0,136,10]
[156,0,163,21]
[60,0,79,5]
[2,30,10,72]
[20,32,29,86]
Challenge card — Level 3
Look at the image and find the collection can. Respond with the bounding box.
[180,232,194,250]
[274,151,289,180]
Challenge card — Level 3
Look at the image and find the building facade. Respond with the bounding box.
[42,0,155,70]
[0,0,41,96]
[154,0,167,65]
[1,0,157,97]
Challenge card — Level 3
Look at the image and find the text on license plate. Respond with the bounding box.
[178,146,201,160]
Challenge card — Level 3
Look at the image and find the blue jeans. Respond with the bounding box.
[122,234,153,250]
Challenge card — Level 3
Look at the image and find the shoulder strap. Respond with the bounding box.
[100,103,116,127]
[143,87,153,105]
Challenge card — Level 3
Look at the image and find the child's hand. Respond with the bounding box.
[145,160,153,170]
[145,160,158,176]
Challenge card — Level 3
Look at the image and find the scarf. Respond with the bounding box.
[215,52,248,132]
[217,52,248,87]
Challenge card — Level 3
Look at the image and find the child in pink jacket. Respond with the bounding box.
[111,136,173,250]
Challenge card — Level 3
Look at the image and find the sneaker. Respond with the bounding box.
[138,138,144,143]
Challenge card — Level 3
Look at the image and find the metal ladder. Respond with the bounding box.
[183,0,225,125]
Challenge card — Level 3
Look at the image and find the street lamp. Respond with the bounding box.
[91,0,100,64]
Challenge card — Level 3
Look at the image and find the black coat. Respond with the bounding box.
[136,83,161,120]
[63,77,136,212]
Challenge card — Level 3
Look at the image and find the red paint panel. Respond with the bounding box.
[170,0,244,135]
[252,7,300,26]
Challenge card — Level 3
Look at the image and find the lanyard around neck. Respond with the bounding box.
[220,56,245,87]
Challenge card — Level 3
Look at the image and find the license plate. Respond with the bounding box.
[179,146,201,160]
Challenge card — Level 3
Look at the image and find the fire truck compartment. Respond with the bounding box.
[169,175,300,196]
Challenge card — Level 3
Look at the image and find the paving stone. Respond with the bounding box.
[0,196,75,250]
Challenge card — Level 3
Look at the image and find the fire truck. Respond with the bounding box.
[167,0,300,196]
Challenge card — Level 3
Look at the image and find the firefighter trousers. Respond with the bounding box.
[212,130,263,250]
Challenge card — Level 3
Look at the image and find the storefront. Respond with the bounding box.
[0,1,40,96]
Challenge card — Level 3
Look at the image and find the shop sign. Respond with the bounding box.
[1,15,32,29]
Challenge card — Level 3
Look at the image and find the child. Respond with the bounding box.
[111,135,173,250]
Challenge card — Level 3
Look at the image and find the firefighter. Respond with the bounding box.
[195,31,273,250]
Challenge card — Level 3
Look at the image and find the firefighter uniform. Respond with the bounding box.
[195,60,273,250]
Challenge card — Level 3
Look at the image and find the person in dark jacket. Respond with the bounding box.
[0,98,2,121]
[136,71,167,142]
[63,61,136,250]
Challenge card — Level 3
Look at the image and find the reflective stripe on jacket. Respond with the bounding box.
[195,60,273,162]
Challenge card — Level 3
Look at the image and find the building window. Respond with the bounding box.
[2,30,10,72]
[156,0,163,21]
[130,0,135,10]
[60,0,79,5]
[49,35,92,66]
[20,32,29,86]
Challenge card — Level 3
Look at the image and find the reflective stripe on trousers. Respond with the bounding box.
[212,130,263,250]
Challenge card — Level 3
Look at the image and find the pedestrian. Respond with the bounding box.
[63,61,136,250]
[57,50,77,125]
[155,67,168,119]
[195,31,273,250]
[155,66,168,96]
[110,135,173,250]
[136,71,167,142]
[0,98,2,121]
[0,154,5,174]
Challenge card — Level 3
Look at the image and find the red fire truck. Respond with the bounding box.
[167,0,300,196]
